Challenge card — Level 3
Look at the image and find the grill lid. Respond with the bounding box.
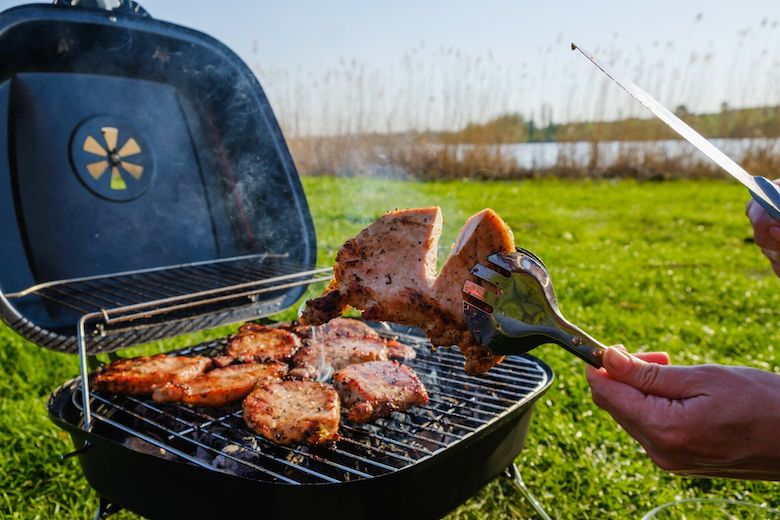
[0,2,317,352]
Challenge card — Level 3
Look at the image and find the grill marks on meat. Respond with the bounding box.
[152,362,288,407]
[303,207,513,374]
[93,355,213,395]
[243,380,340,446]
[226,323,302,363]
[288,336,388,381]
[333,361,429,423]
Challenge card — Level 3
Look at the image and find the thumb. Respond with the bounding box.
[602,347,696,398]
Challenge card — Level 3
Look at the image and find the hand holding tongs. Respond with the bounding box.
[463,248,606,367]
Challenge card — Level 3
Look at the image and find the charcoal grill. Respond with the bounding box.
[0,2,554,519]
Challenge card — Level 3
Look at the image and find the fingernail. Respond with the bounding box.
[605,347,632,374]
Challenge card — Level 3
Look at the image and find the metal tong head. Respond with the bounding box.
[463,247,606,367]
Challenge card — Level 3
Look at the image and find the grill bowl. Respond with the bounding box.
[49,327,552,519]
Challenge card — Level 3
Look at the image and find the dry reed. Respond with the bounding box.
[251,16,780,180]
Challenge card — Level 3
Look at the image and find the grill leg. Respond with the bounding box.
[506,463,552,520]
[94,496,120,519]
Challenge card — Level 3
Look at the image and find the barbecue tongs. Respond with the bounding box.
[463,248,606,367]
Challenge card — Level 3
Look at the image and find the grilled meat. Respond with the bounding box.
[303,207,513,374]
[385,339,416,361]
[432,208,513,374]
[152,362,287,407]
[318,317,380,339]
[226,323,302,363]
[303,207,441,329]
[314,318,415,359]
[288,336,388,381]
[333,361,429,423]
[93,355,213,395]
[293,317,380,341]
[243,380,340,446]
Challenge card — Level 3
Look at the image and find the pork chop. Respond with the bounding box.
[243,380,340,446]
[302,207,513,374]
[93,355,213,395]
[316,318,414,359]
[225,323,302,363]
[384,339,416,361]
[333,361,429,423]
[288,335,388,381]
[152,362,288,407]
[302,207,442,329]
[319,317,380,339]
[292,317,380,341]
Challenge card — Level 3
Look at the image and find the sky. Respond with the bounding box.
[2,1,780,135]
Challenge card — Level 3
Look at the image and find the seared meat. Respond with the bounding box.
[432,209,513,374]
[243,380,340,446]
[226,323,302,363]
[93,355,213,395]
[152,362,287,407]
[303,207,513,374]
[385,339,416,361]
[292,318,380,341]
[288,336,388,381]
[317,317,380,339]
[303,207,441,330]
[317,318,414,359]
[333,361,429,423]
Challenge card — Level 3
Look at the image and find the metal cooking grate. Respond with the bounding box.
[5,253,330,353]
[70,329,550,484]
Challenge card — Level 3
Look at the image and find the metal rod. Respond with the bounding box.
[76,315,92,431]
[100,268,331,320]
[507,463,552,520]
[6,252,286,297]
[102,274,333,325]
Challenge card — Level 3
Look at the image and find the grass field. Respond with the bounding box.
[1,178,779,518]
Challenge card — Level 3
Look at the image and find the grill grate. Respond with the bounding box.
[71,328,550,485]
[5,253,330,354]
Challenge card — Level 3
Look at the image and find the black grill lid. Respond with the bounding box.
[0,3,317,352]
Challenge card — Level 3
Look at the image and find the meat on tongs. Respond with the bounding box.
[302,207,515,374]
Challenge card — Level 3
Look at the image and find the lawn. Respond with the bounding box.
[1,177,779,518]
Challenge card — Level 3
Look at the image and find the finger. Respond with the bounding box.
[634,351,670,365]
[609,344,670,364]
[769,226,780,241]
[756,232,780,252]
[601,347,699,398]
[762,248,780,263]
[587,368,671,427]
[749,207,780,250]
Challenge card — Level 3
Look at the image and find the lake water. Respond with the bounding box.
[489,138,780,170]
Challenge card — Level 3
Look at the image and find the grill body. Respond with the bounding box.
[49,327,552,519]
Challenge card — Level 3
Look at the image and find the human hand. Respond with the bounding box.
[746,178,780,277]
[586,346,780,480]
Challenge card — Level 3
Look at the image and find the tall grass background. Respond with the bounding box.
[249,16,780,180]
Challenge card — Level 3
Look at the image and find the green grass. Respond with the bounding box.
[2,178,779,518]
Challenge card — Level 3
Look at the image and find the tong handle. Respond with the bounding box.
[555,320,607,368]
[751,176,780,221]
